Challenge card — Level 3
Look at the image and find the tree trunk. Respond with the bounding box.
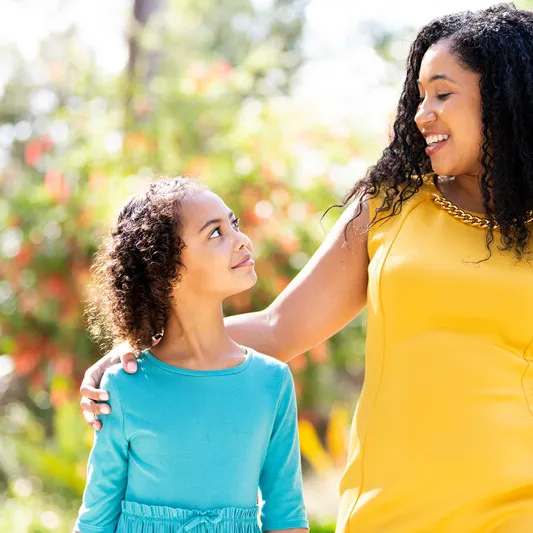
[125,0,165,130]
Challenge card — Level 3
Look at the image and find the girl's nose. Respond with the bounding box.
[235,230,252,252]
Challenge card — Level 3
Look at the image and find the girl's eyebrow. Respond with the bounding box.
[198,211,236,233]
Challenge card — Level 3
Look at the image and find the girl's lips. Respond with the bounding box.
[425,136,450,156]
[232,258,255,269]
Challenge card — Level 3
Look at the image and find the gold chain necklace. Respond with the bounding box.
[431,193,533,229]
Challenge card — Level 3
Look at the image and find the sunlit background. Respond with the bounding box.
[1,1,530,531]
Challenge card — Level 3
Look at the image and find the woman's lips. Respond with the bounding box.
[425,136,449,156]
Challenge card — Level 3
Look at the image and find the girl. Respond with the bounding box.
[75,177,309,533]
[83,5,533,533]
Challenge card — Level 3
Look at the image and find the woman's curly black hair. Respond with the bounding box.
[345,3,533,259]
[86,176,206,352]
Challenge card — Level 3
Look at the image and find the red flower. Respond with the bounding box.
[212,61,233,81]
[54,355,74,376]
[13,335,41,376]
[15,244,33,268]
[24,141,42,167]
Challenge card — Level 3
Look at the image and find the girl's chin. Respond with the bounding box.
[224,275,258,298]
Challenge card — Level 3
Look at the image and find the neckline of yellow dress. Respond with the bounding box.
[423,173,533,230]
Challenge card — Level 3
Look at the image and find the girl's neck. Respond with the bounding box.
[149,298,245,371]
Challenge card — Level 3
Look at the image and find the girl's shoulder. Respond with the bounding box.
[246,349,290,379]
[101,360,148,394]
[100,363,131,391]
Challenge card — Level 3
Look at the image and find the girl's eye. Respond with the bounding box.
[208,219,240,239]
[437,93,451,101]
[209,227,222,239]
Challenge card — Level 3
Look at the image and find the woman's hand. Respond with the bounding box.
[79,342,137,430]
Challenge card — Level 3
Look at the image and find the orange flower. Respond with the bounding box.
[279,234,300,254]
[77,209,92,228]
[309,342,328,364]
[183,156,209,177]
[50,386,70,408]
[226,292,252,313]
[44,170,71,203]
[273,276,291,293]
[88,171,107,192]
[289,355,308,372]
[293,376,303,398]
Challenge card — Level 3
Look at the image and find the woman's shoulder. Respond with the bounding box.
[367,173,436,210]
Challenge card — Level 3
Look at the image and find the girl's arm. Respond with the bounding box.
[79,199,369,426]
[75,370,129,533]
[259,366,309,532]
[225,199,369,362]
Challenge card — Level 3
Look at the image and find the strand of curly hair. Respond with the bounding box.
[85,177,206,353]
[343,3,533,260]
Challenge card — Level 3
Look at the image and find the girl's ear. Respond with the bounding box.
[151,331,164,346]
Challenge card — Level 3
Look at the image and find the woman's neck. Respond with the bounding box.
[149,297,245,370]
[436,173,491,214]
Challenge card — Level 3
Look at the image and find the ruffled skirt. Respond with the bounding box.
[116,501,261,533]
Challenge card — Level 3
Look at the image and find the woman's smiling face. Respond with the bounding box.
[415,38,483,179]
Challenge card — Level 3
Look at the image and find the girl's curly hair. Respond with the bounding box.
[345,3,533,259]
[86,176,207,352]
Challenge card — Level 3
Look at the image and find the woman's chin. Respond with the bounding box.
[430,161,454,176]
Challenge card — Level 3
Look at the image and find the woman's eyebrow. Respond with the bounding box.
[417,73,458,85]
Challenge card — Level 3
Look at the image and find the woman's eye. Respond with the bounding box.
[232,218,240,230]
[437,93,451,100]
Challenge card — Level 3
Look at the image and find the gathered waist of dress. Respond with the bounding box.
[118,501,260,533]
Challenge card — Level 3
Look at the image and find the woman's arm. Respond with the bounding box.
[226,199,369,362]
[79,199,369,426]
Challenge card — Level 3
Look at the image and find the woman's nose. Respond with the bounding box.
[415,101,437,130]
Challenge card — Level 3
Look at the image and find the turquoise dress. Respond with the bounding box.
[75,350,308,533]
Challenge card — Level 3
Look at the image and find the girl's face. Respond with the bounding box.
[177,190,257,300]
[415,39,483,178]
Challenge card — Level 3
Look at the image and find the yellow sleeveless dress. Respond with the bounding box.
[336,175,533,533]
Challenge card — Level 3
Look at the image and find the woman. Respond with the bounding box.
[80,4,533,532]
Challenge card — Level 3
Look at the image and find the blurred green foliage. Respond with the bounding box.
[0,0,372,529]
